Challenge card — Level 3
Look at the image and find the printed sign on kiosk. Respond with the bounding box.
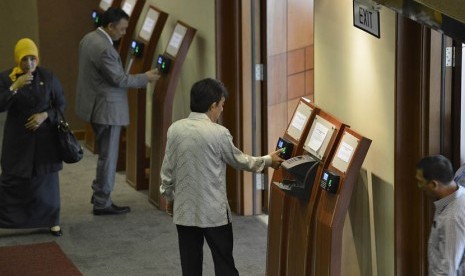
[139,7,159,41]
[99,0,114,11]
[286,99,314,143]
[165,24,188,58]
[121,0,136,16]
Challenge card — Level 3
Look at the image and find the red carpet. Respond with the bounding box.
[0,241,82,276]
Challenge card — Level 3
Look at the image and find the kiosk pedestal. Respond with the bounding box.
[125,7,168,190]
[270,108,345,276]
[267,98,317,275]
[313,128,371,276]
[147,21,196,209]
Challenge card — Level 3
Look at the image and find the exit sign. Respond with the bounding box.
[353,1,380,38]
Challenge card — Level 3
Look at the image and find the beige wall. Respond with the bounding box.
[143,0,216,144]
[315,0,395,275]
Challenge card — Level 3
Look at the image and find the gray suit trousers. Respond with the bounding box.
[91,123,122,209]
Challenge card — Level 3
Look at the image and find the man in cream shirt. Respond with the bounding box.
[160,78,283,276]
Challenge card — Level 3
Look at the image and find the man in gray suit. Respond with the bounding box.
[76,7,159,215]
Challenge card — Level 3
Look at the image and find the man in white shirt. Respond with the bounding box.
[160,78,283,276]
[454,162,465,187]
[416,155,465,275]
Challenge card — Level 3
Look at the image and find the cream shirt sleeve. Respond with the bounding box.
[220,129,272,171]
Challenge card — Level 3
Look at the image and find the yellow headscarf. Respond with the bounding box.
[9,38,40,82]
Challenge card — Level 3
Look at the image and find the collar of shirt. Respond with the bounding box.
[434,185,464,215]
[97,27,113,45]
[188,112,211,121]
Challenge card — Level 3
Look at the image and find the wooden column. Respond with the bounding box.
[395,16,433,276]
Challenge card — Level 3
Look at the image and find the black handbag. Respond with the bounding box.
[55,108,84,163]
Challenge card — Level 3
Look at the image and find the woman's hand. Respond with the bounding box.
[26,112,48,131]
[11,73,33,90]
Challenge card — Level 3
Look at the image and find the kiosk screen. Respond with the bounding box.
[275,137,293,160]
[130,40,144,57]
[156,54,171,74]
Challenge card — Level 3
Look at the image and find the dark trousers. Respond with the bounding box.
[176,223,239,276]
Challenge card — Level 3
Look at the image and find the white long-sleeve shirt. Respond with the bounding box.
[428,185,465,275]
[160,112,271,227]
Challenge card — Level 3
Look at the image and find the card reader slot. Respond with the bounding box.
[282,179,297,186]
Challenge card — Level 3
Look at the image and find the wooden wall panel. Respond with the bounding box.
[267,102,289,147]
[305,70,314,97]
[268,0,288,56]
[394,16,451,275]
[36,0,95,133]
[268,53,288,105]
[0,1,39,70]
[288,0,314,50]
[287,73,305,99]
[288,49,305,74]
[305,45,314,70]
[216,0,242,213]
[266,0,314,181]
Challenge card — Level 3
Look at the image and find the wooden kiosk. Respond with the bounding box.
[147,21,196,208]
[312,128,371,275]
[125,6,168,190]
[267,98,318,275]
[267,98,371,275]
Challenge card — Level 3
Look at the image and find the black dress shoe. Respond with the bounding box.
[50,228,63,237]
[93,205,131,215]
[111,204,130,211]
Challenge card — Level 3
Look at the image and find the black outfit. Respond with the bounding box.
[176,223,239,276]
[0,67,65,228]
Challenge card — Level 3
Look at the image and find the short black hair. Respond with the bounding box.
[416,155,454,183]
[101,7,129,28]
[190,78,229,113]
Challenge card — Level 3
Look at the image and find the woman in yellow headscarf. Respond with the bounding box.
[0,38,66,236]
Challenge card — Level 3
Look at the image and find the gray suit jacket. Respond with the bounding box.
[75,28,148,125]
